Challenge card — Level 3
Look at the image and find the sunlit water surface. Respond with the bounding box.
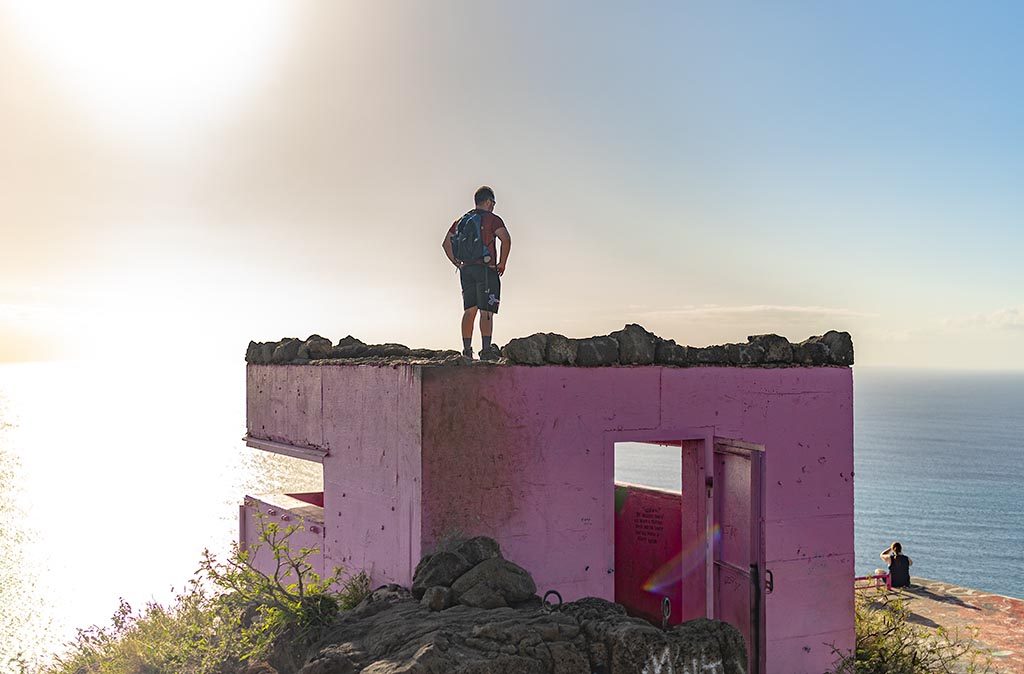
[0,361,321,670]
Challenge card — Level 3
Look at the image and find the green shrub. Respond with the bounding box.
[42,517,369,674]
[198,517,369,659]
[831,590,994,674]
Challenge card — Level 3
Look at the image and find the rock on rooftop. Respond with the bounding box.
[245,324,853,368]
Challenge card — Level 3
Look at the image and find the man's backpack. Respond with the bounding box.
[451,211,492,264]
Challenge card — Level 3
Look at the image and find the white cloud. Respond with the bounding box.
[944,306,1024,331]
[633,304,873,322]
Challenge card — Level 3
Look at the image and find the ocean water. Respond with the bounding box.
[0,361,323,670]
[853,368,1024,598]
[1,362,1022,668]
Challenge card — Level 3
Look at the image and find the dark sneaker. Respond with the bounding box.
[478,345,502,361]
[462,347,474,360]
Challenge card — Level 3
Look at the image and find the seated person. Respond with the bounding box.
[880,541,913,588]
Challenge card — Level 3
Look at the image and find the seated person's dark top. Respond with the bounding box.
[888,554,911,587]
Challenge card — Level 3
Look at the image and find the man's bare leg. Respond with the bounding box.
[462,306,478,339]
[480,311,493,342]
[461,307,478,357]
[479,311,495,358]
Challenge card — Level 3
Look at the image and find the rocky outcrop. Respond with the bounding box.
[256,537,748,674]
[502,334,548,366]
[246,326,854,368]
[502,326,853,368]
[575,336,619,367]
[298,335,334,360]
[246,336,460,365]
[544,333,577,365]
[609,324,657,365]
[273,586,747,674]
[411,536,533,610]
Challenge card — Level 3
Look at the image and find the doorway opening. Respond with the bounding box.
[613,440,705,626]
[611,437,766,674]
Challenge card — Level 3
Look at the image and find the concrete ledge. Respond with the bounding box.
[243,434,328,462]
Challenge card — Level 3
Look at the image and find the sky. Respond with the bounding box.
[1,1,1022,369]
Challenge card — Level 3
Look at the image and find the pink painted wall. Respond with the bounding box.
[613,483,686,626]
[319,365,423,586]
[240,495,327,580]
[419,365,854,674]
[246,362,854,674]
[246,364,424,589]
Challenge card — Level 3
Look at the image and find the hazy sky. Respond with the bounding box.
[1,1,1021,368]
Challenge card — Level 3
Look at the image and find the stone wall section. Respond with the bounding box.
[246,325,853,368]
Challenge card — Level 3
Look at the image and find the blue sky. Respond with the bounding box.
[0,1,1021,367]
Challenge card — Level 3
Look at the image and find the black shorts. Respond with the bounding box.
[460,264,501,313]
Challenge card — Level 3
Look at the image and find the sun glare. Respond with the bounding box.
[3,1,294,140]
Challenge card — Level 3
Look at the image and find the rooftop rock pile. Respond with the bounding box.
[246,325,853,368]
[252,536,747,674]
[503,324,853,367]
[245,335,461,365]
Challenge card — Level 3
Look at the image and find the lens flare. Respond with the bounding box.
[642,524,721,593]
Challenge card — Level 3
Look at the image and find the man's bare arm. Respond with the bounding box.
[495,227,511,275]
[442,233,462,268]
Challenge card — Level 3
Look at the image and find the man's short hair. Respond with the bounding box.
[474,186,495,205]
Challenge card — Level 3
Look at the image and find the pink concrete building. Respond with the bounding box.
[242,330,855,674]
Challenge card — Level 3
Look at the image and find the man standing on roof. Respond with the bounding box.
[442,185,512,361]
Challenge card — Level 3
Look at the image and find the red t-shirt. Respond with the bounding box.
[448,210,508,266]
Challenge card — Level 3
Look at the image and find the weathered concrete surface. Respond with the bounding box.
[897,577,1024,674]
[281,586,748,674]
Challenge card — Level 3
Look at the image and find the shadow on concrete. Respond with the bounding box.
[903,585,980,611]
[905,612,940,628]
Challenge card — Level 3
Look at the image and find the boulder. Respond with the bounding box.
[609,324,657,365]
[271,338,302,363]
[820,330,855,365]
[544,333,577,365]
[245,341,261,363]
[747,334,793,363]
[693,345,728,365]
[575,336,619,367]
[331,336,368,358]
[452,536,503,567]
[795,339,830,365]
[420,586,453,612]
[298,335,334,360]
[256,342,276,363]
[457,582,508,609]
[502,333,548,365]
[451,557,538,607]
[655,339,691,366]
[411,551,472,599]
[725,342,765,365]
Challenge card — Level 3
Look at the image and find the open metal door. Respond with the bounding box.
[713,439,766,674]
